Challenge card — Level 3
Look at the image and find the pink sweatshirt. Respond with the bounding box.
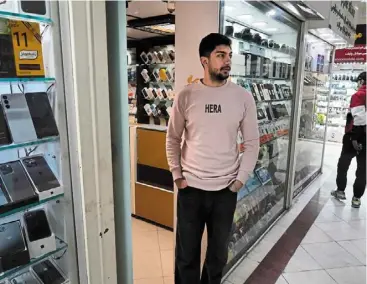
[166,80,260,191]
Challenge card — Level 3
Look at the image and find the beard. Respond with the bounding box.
[209,67,230,82]
[209,70,230,82]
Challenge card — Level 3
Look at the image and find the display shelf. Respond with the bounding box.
[0,10,52,24]
[258,116,290,126]
[0,77,55,84]
[0,237,67,280]
[257,98,292,104]
[231,75,290,81]
[226,31,295,59]
[0,193,64,219]
[0,136,59,152]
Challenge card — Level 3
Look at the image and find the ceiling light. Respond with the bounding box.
[264,28,278,32]
[266,10,276,16]
[253,21,267,27]
[237,14,252,20]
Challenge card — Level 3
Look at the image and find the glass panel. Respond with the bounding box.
[221,0,300,272]
[293,34,333,196]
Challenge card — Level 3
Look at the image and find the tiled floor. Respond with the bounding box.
[132,218,174,284]
[224,144,367,284]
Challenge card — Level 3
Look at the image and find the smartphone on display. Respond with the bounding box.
[24,209,52,242]
[32,260,66,284]
[0,161,37,202]
[0,103,12,145]
[20,0,47,15]
[1,94,38,143]
[22,156,60,192]
[0,221,27,258]
[25,92,59,138]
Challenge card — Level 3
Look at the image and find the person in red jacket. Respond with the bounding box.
[332,72,366,208]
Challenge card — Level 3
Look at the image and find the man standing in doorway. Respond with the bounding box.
[332,71,366,208]
[166,33,259,284]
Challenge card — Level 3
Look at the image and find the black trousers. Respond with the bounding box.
[175,186,237,284]
[336,134,366,198]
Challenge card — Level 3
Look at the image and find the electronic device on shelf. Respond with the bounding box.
[0,34,17,78]
[255,166,272,185]
[0,160,38,209]
[257,108,267,123]
[19,0,48,17]
[25,92,59,139]
[10,270,41,284]
[0,220,30,273]
[21,155,62,200]
[0,104,12,146]
[23,209,56,258]
[1,94,38,143]
[31,259,67,284]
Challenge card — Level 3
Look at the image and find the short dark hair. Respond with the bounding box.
[199,33,232,58]
[356,72,366,84]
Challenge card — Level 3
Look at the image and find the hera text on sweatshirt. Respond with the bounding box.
[166,80,260,191]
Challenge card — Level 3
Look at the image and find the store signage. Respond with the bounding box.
[329,1,357,43]
[9,20,45,77]
[334,46,367,63]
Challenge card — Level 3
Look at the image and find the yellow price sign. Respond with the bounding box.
[9,20,45,77]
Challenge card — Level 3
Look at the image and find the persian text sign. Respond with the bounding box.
[334,46,367,63]
[329,1,357,44]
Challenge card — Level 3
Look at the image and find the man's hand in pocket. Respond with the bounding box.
[175,178,188,190]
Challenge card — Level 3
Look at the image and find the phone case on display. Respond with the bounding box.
[0,160,37,205]
[150,104,158,117]
[144,104,153,116]
[0,221,30,273]
[147,52,155,64]
[162,50,171,63]
[32,259,66,284]
[150,88,158,99]
[25,92,59,139]
[152,69,160,81]
[21,155,61,200]
[141,69,150,83]
[257,108,267,122]
[274,84,284,99]
[168,50,175,62]
[1,94,38,143]
[256,84,265,101]
[255,166,272,185]
[244,54,252,76]
[10,271,41,284]
[152,52,160,63]
[251,84,262,101]
[157,51,164,63]
[249,84,258,102]
[141,88,150,100]
[265,106,273,121]
[165,69,173,82]
[140,52,149,64]
[0,34,17,78]
[159,69,168,81]
[262,58,271,78]
[250,55,261,77]
[245,173,262,193]
[156,88,164,100]
[23,209,56,258]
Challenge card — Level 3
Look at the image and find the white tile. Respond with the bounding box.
[350,239,367,255]
[301,225,333,244]
[283,270,337,284]
[284,246,322,272]
[246,239,275,262]
[315,208,343,223]
[326,266,367,284]
[226,258,259,283]
[302,242,362,269]
[338,240,366,265]
[275,275,289,284]
[331,206,366,222]
[324,198,347,207]
[262,224,287,243]
[316,221,366,241]
[348,219,366,230]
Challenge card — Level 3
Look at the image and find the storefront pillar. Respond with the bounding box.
[58,1,118,283]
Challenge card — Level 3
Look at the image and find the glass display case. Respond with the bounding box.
[327,63,364,143]
[293,34,334,196]
[0,4,77,283]
[220,0,301,272]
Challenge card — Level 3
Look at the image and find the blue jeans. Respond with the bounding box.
[175,186,237,284]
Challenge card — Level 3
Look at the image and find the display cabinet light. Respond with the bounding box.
[266,10,276,16]
[237,14,253,20]
[253,21,267,27]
